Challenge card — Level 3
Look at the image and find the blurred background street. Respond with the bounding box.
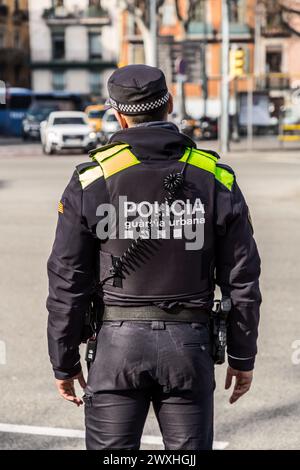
[1,0,300,451]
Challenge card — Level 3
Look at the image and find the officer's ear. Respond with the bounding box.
[167,94,174,115]
[113,110,128,129]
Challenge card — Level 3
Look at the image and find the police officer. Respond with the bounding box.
[47,65,261,450]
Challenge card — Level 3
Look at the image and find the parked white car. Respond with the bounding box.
[40,111,98,155]
[99,109,120,144]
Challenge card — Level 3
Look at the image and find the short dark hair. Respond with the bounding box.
[123,103,168,125]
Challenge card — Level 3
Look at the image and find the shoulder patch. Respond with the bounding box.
[76,161,103,189]
[195,148,219,162]
[216,163,235,176]
[179,147,216,175]
[89,142,130,161]
[215,163,235,191]
[179,147,235,191]
[92,144,140,179]
[76,161,99,174]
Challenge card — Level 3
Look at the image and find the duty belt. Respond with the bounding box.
[102,305,210,323]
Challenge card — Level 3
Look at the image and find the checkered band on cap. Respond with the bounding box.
[109,92,170,114]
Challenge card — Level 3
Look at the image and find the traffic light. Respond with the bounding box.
[230,48,245,77]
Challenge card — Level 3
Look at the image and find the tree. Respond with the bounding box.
[118,0,165,66]
[117,1,201,66]
[260,0,300,36]
[174,0,199,35]
[279,1,300,36]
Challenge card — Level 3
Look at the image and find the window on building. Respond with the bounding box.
[191,1,205,22]
[162,1,176,26]
[89,71,102,95]
[52,70,65,91]
[89,32,102,59]
[228,0,245,23]
[266,48,282,73]
[52,32,65,60]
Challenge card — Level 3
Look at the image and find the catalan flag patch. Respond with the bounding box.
[58,201,64,214]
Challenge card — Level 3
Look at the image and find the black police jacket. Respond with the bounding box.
[47,123,261,379]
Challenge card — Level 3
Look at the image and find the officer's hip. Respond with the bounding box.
[85,320,215,395]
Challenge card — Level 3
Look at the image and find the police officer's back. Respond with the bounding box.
[47,65,261,450]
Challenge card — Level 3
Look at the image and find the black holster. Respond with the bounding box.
[81,293,104,344]
[210,297,231,365]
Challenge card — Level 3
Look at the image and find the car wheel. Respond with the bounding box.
[44,141,54,155]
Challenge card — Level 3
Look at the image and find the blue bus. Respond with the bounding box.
[0,89,88,137]
[0,88,32,136]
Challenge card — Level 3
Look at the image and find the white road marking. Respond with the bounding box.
[0,340,6,365]
[0,423,229,449]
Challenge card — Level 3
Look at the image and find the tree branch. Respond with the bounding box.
[279,1,300,15]
[174,0,202,33]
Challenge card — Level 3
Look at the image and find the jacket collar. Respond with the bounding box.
[109,123,196,161]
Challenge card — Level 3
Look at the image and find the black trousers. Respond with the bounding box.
[84,321,215,450]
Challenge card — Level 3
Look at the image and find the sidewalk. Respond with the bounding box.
[198,135,300,155]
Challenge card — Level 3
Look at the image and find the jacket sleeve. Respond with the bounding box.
[215,173,262,371]
[47,171,98,380]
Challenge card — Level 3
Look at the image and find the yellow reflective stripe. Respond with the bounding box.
[179,147,234,191]
[215,165,234,191]
[94,148,140,179]
[179,147,216,175]
[79,165,103,189]
[93,143,130,163]
[194,148,218,162]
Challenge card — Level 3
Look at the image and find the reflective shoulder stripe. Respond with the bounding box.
[93,145,140,179]
[78,165,103,189]
[195,148,218,162]
[179,147,216,175]
[179,147,234,191]
[215,165,235,191]
[92,143,130,163]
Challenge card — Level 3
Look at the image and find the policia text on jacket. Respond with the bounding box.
[95,196,206,250]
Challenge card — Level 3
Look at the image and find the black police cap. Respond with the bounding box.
[105,64,169,116]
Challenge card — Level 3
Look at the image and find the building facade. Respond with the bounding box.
[256,0,300,111]
[120,0,300,117]
[120,0,257,116]
[0,0,30,88]
[28,0,118,97]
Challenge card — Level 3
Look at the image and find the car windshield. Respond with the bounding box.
[52,117,86,125]
[88,109,105,119]
[106,114,117,122]
[27,105,57,120]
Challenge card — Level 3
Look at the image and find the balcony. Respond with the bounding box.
[256,74,290,91]
[187,22,214,37]
[42,5,110,27]
[262,25,290,38]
